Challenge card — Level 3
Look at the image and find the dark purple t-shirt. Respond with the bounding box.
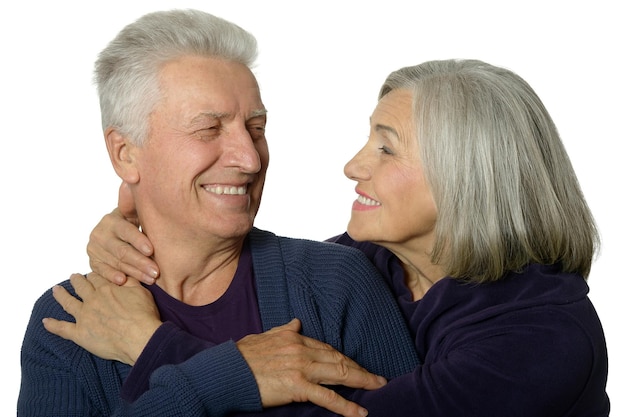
[148,240,263,344]
[121,240,263,402]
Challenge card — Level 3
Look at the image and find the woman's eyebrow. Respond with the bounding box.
[374,123,400,139]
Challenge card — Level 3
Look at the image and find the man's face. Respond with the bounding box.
[132,55,268,242]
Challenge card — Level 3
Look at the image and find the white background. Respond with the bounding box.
[2,1,623,414]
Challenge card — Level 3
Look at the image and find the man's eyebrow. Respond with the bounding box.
[248,108,268,119]
[187,109,267,126]
[188,112,228,125]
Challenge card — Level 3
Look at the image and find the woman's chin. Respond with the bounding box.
[346,223,372,243]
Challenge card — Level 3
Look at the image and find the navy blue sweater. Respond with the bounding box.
[18,229,418,416]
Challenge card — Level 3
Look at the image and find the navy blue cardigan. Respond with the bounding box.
[18,228,418,416]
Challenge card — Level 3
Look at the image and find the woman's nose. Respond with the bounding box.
[344,146,370,181]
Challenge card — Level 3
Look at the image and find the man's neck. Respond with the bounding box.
[148,229,246,306]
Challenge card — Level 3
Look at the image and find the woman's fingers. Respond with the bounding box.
[237,319,385,416]
[87,208,159,285]
[44,272,161,364]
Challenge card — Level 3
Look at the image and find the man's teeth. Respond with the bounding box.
[204,185,247,195]
[357,195,381,206]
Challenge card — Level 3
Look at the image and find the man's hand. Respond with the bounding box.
[43,273,162,365]
[87,183,160,285]
[238,319,386,417]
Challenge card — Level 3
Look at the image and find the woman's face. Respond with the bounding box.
[344,89,437,255]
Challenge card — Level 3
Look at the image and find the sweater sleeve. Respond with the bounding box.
[121,322,217,402]
[230,311,605,417]
[339,309,606,416]
[248,302,609,417]
[18,282,263,417]
[112,341,262,416]
[18,282,127,417]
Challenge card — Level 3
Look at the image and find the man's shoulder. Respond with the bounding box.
[22,280,86,366]
[28,280,74,322]
[249,227,369,264]
[23,279,130,373]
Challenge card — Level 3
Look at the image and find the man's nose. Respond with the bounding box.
[224,129,262,174]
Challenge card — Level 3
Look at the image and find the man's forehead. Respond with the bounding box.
[187,108,267,124]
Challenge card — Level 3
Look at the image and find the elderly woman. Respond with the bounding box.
[52,59,610,415]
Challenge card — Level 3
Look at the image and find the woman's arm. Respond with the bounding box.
[44,274,384,417]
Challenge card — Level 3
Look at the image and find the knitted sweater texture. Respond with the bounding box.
[18,228,418,416]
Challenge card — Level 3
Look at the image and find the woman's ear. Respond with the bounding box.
[104,128,140,184]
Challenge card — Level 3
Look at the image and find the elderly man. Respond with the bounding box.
[18,9,417,417]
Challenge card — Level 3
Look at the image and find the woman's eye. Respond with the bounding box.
[379,145,393,155]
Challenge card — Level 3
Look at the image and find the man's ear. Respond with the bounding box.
[104,127,140,184]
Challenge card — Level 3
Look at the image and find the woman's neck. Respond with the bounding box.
[400,262,443,301]
[386,243,446,301]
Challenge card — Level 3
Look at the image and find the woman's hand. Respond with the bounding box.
[238,319,386,417]
[43,273,162,365]
[87,183,159,285]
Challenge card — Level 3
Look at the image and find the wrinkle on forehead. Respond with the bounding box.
[371,90,415,146]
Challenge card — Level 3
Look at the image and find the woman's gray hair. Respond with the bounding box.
[381,59,599,282]
[94,9,258,145]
